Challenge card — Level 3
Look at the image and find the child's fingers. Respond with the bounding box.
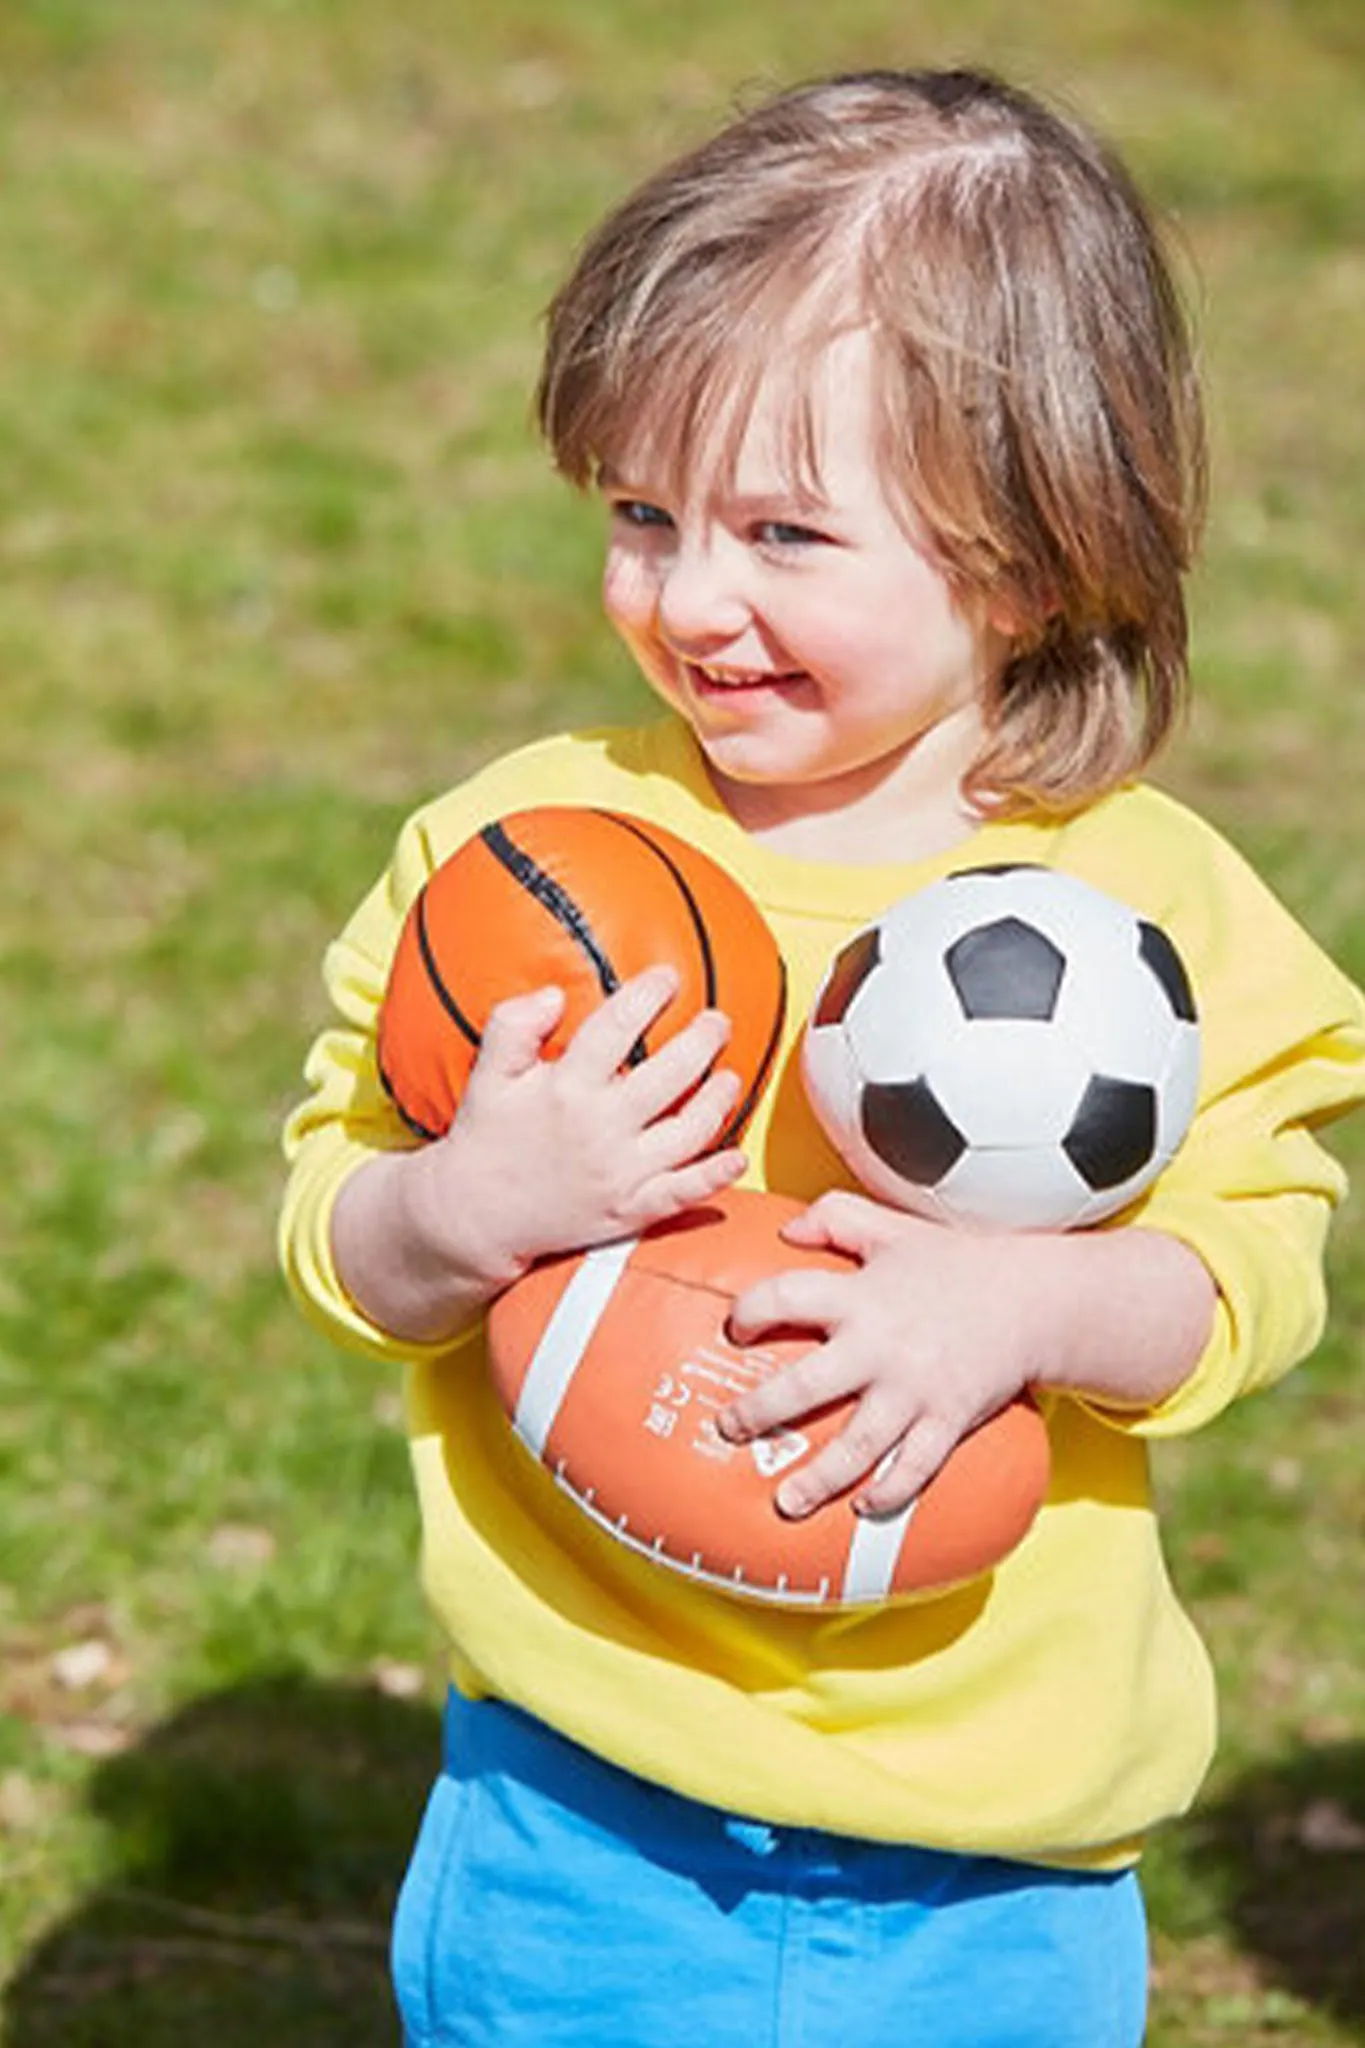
[725,1264,848,1348]
[772,1388,919,1521]
[716,1322,856,1445]
[780,1188,913,1259]
[848,1415,961,1518]
[561,965,680,1076]
[467,985,566,1084]
[616,1005,734,1123]
[632,1143,747,1226]
[635,1065,742,1170]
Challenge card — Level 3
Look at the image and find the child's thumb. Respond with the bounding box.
[781,1188,902,1260]
[472,985,566,1081]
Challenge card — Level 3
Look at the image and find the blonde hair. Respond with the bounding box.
[537,68,1207,815]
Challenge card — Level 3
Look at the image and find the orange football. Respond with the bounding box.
[377,806,786,1145]
[486,1187,1051,1607]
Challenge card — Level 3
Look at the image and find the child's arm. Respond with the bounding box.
[724,805,1365,1523]
[719,1192,1214,1518]
[331,966,747,1345]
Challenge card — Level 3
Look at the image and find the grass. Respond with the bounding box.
[1,1,1363,2041]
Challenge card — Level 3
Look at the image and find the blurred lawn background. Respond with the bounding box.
[1,0,1363,2041]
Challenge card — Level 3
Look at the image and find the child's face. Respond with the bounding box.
[598,328,1011,843]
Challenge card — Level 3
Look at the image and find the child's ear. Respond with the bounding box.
[985,582,1055,644]
[978,571,1024,639]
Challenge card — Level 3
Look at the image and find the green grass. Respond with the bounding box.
[1,2,1363,2041]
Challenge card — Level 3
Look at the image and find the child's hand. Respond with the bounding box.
[718,1191,1043,1521]
[443,964,746,1283]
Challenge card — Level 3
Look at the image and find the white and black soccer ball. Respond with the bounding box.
[802,866,1201,1232]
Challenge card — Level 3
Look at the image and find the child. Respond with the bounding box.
[280,68,1365,2047]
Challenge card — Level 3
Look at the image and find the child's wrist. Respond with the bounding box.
[1017,1224,1215,1407]
[398,1138,532,1299]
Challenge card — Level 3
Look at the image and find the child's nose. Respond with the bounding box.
[656,542,749,651]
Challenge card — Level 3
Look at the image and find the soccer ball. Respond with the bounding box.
[802,865,1201,1232]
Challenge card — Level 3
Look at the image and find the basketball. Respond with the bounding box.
[376,806,787,1144]
[485,1187,1051,1607]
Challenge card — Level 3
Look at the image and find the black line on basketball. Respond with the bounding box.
[596,811,718,1009]
[481,819,647,1065]
[415,887,483,1051]
[716,959,787,1147]
[376,1054,443,1142]
[599,809,783,1135]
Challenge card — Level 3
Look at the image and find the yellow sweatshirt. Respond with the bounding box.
[280,718,1365,1870]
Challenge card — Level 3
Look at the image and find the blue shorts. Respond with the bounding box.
[393,1690,1148,2048]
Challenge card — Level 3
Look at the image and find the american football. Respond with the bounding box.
[485,1187,1052,1607]
[802,865,1200,1232]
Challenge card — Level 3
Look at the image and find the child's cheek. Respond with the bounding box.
[602,552,678,707]
[602,547,654,629]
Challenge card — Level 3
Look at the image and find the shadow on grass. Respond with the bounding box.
[14,1686,1364,2046]
[3,1672,440,2048]
[1182,1739,1365,2035]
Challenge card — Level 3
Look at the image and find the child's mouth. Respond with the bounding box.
[688,663,807,695]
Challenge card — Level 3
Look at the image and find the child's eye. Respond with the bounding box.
[611,498,674,531]
[756,520,826,548]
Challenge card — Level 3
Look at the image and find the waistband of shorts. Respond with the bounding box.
[439,1689,1127,1902]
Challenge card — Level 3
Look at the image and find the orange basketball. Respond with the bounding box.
[377,806,787,1144]
[486,1187,1051,1607]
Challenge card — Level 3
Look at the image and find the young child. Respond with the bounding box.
[280,68,1365,2047]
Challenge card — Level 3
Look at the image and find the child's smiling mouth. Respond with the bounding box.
[688,662,808,693]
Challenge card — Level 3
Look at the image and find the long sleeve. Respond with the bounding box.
[279,802,456,1363]
[1058,787,1365,1436]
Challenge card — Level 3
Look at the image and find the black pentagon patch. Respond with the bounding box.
[1063,1075,1157,1191]
[946,917,1065,1021]
[1137,920,1196,1023]
[813,926,881,1028]
[861,1078,967,1186]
